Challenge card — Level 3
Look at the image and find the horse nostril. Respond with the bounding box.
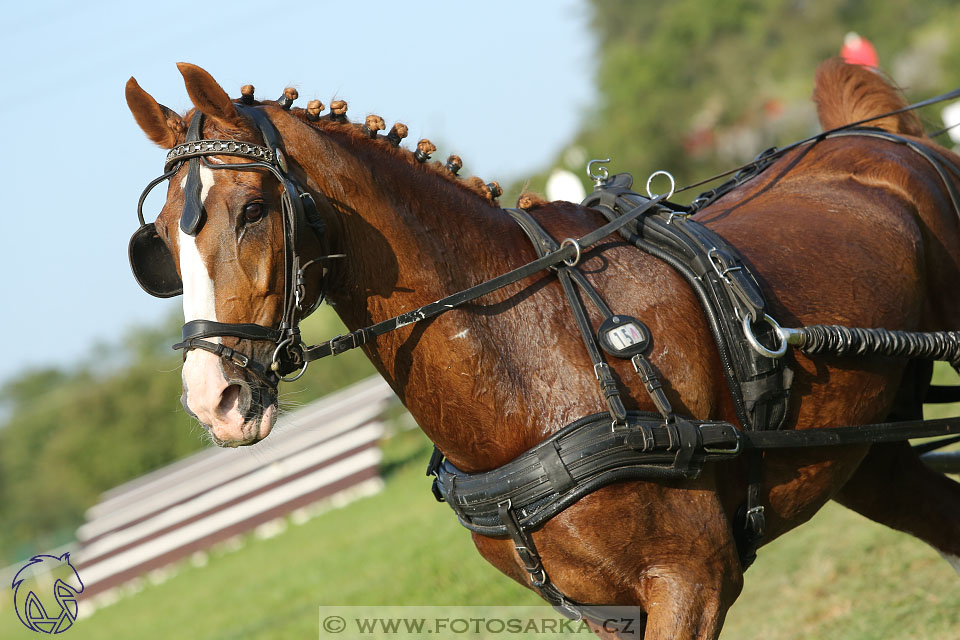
[217,384,242,419]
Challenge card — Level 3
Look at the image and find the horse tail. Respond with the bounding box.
[813,57,925,136]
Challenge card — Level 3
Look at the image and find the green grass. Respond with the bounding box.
[3,389,959,639]
[724,504,960,639]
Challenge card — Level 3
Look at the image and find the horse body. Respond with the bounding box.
[126,59,960,638]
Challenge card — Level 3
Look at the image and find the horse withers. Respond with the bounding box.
[125,59,960,638]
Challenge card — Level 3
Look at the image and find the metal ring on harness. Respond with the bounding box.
[560,238,582,267]
[646,170,676,200]
[742,313,788,359]
[272,337,310,382]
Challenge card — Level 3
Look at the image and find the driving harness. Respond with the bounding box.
[129,100,960,627]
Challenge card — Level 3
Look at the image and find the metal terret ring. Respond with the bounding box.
[560,238,582,266]
[646,170,676,200]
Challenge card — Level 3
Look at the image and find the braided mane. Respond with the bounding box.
[257,97,506,204]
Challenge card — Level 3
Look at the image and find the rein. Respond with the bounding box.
[674,84,960,203]
[299,195,665,362]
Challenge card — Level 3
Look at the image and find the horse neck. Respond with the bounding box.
[275,112,542,464]
[290,123,509,310]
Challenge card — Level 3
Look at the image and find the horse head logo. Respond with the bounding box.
[11,553,84,634]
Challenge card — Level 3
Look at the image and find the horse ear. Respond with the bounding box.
[125,77,185,148]
[176,62,243,131]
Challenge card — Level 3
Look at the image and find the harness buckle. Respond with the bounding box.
[593,362,609,381]
[707,247,743,284]
[702,428,742,456]
[624,422,656,451]
[229,350,249,368]
[745,504,766,537]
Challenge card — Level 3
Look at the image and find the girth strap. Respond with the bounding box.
[496,499,646,631]
[431,411,741,537]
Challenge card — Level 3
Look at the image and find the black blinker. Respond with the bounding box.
[129,223,182,298]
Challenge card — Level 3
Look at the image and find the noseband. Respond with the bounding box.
[129,105,329,388]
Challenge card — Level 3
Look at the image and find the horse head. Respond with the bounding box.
[126,64,326,446]
[126,63,508,452]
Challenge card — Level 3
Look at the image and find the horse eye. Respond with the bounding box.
[243,202,263,223]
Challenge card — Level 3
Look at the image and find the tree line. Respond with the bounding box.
[4,0,960,566]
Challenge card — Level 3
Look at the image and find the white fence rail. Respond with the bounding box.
[68,376,396,598]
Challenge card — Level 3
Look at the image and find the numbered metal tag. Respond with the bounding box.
[597,315,650,358]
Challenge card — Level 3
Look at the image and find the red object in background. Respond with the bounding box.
[842,32,878,67]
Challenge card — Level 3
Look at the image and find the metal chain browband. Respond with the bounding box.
[164,139,275,170]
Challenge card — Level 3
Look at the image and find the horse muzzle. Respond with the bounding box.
[181,348,278,446]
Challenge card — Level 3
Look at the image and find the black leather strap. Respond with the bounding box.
[172,337,280,387]
[302,195,665,362]
[926,385,960,404]
[735,450,765,569]
[504,207,628,423]
[179,114,206,236]
[741,417,960,449]
[180,319,284,343]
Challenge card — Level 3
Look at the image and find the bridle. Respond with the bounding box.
[129,105,329,388]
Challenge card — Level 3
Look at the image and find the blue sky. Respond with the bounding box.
[0,1,593,384]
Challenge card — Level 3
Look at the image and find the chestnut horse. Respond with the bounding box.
[125,59,960,638]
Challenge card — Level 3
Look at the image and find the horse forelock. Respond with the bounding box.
[813,57,924,136]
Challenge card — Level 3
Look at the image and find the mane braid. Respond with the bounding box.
[287,106,501,204]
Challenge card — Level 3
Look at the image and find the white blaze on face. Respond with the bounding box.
[178,165,245,437]
[180,165,218,323]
